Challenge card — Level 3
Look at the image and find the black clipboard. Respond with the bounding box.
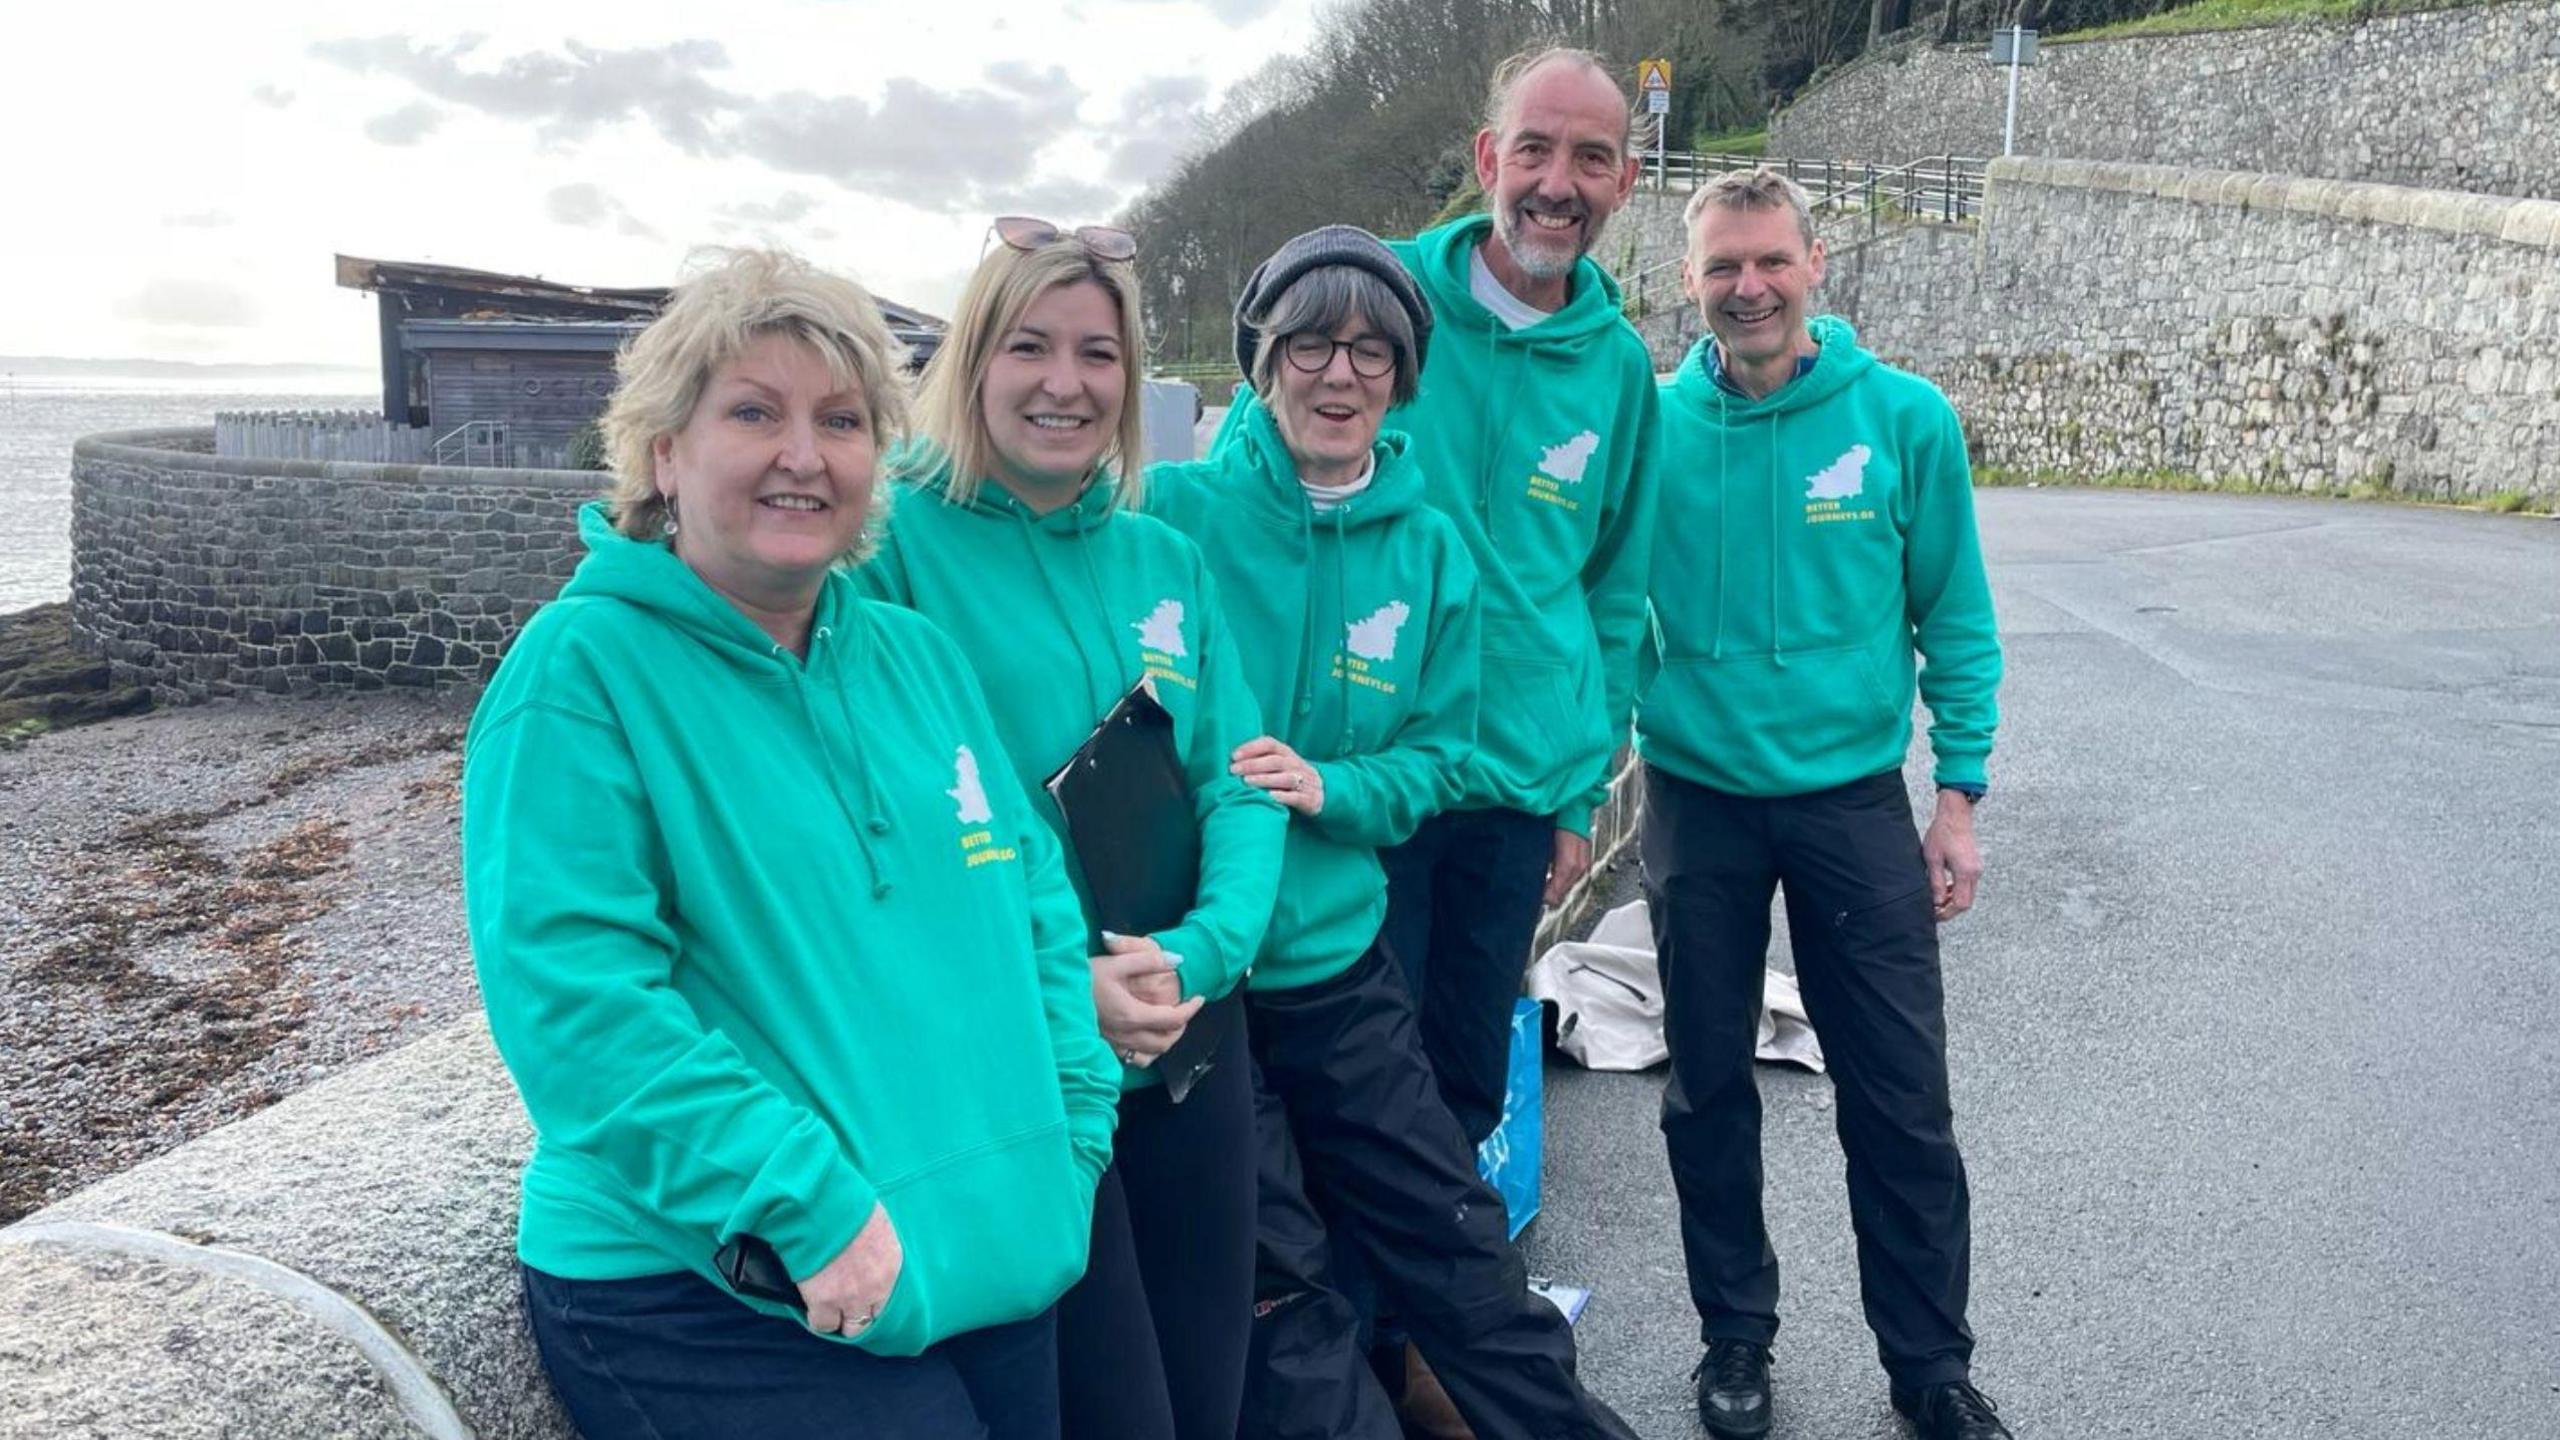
[1044,681,1234,1103]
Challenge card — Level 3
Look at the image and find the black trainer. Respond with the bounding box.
[1692,1339,1772,1439]
[1891,1380,2013,1440]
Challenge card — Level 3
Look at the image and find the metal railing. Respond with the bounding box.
[1618,153,1990,322]
[432,420,508,468]
[1640,149,1775,191]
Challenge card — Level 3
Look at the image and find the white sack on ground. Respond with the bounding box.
[1527,900,1824,1074]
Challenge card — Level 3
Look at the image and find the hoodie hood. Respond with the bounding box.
[1226,399,1425,532]
[561,501,853,674]
[1403,214,1630,352]
[893,438,1122,536]
[1671,314,1873,419]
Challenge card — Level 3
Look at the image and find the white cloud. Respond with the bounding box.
[363,102,444,145]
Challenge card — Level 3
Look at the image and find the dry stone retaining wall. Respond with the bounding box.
[1769,2,2560,201]
[71,429,594,704]
[1811,158,2560,502]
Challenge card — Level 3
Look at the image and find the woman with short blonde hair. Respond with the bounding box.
[468,246,1117,1440]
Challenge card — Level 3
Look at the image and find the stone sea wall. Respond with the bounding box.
[1817,158,2560,502]
[1769,1,2560,202]
[70,430,594,704]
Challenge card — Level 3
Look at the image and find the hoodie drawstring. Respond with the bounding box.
[1006,503,1119,716]
[1767,410,1787,671]
[795,623,896,899]
[1713,384,1730,662]
[1327,502,1356,751]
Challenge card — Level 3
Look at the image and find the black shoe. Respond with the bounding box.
[1692,1339,1772,1439]
[1892,1380,2013,1439]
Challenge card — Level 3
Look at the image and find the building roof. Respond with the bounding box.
[335,253,945,331]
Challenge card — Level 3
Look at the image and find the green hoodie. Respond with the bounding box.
[854,451,1286,1078]
[1215,215,1658,835]
[464,503,1119,1358]
[1639,318,2002,797]
[1147,407,1481,992]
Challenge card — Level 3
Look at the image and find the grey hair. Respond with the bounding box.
[1247,266,1421,407]
[1684,166,1819,254]
[1483,43,1638,156]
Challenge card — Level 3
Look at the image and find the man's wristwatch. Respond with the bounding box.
[1941,783,1986,808]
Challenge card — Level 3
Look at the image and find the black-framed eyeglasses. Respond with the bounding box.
[1282,333,1397,380]
[988,215,1138,262]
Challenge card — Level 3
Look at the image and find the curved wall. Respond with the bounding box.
[1769,2,2560,201]
[1819,158,2560,502]
[71,430,595,703]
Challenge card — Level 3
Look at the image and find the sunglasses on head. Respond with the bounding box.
[988,215,1138,263]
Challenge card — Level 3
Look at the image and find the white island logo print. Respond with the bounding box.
[1346,601,1410,661]
[948,745,994,824]
[950,743,1017,869]
[1525,429,1601,513]
[1132,598,1198,691]
[1334,600,1411,694]
[1803,443,1879,525]
[1133,599,1187,656]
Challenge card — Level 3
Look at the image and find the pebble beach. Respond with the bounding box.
[0,687,482,1222]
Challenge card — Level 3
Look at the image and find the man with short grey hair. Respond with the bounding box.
[1641,164,2009,1440]
[1355,39,1661,1178]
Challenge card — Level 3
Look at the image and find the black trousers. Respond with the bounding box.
[1642,764,1975,1390]
[1057,994,1258,1440]
[1241,945,1634,1440]
[1377,806,1555,1148]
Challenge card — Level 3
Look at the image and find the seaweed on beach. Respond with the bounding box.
[0,718,467,1224]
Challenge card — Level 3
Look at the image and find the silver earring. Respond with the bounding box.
[663,496,681,535]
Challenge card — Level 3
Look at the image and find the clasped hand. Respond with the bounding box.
[1091,932,1201,1066]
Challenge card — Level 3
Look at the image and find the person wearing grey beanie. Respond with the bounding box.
[1148,225,1639,1440]
[1231,224,1433,383]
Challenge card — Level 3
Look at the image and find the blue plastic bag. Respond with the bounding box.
[1474,997,1543,1238]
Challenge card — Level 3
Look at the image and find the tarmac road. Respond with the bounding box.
[1524,488,2560,1439]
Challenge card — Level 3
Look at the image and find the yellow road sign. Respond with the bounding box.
[1637,58,1672,93]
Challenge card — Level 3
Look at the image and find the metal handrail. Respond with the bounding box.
[431,420,506,468]
[1618,153,1990,298]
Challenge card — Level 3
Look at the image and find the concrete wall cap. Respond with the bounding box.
[1986,158,2558,250]
[76,428,605,492]
[2499,200,2560,249]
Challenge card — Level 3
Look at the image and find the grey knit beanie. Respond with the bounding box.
[1231,224,1433,381]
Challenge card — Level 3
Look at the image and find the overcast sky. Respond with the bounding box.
[0,0,1327,367]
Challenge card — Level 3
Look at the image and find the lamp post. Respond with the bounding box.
[1990,26,2039,157]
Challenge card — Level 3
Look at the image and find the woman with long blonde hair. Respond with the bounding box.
[855,217,1285,1440]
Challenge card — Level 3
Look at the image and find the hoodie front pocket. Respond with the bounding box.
[1656,644,1897,780]
[849,1124,1090,1358]
[1483,649,1576,745]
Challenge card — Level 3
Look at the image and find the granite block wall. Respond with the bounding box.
[1803,159,2560,502]
[1769,2,2560,201]
[70,429,596,703]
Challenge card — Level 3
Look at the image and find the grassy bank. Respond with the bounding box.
[1975,466,2557,514]
[2054,0,2492,44]
[0,603,152,747]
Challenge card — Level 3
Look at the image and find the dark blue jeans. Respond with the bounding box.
[521,1263,1060,1440]
[1375,806,1556,1150]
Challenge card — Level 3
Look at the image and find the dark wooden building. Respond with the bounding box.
[335,254,944,468]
